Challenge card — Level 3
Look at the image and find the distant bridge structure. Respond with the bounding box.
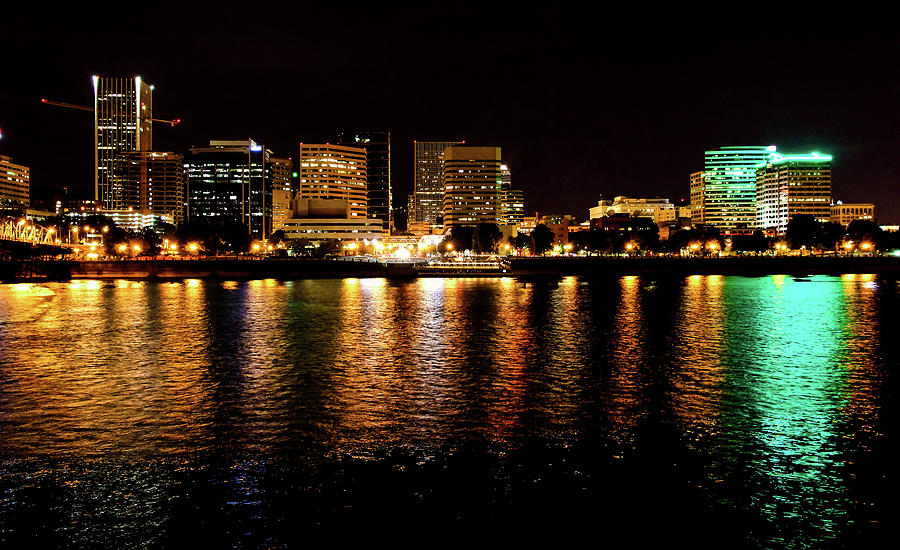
[1,217,62,246]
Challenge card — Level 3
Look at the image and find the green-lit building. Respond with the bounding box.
[755,151,832,234]
[702,145,776,233]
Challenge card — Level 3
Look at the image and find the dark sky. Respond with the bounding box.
[2,4,899,220]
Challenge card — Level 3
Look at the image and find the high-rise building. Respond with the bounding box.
[93,76,153,210]
[339,130,391,231]
[296,144,368,219]
[497,163,524,225]
[702,145,775,233]
[117,151,185,223]
[442,146,502,227]
[756,151,832,234]
[186,139,287,239]
[689,171,705,225]
[414,140,464,225]
[0,155,30,208]
[501,188,525,225]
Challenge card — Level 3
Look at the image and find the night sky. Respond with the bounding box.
[2,4,898,220]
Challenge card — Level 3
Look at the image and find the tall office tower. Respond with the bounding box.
[296,144,368,219]
[498,163,525,225]
[756,151,832,234]
[414,140,464,225]
[117,152,185,223]
[442,146,502,227]
[702,145,776,233]
[93,76,153,210]
[186,139,282,239]
[339,130,391,231]
[689,171,706,225]
[0,155,30,208]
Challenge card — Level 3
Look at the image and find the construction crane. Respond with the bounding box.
[41,99,182,127]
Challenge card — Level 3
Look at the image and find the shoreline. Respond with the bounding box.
[3,256,900,282]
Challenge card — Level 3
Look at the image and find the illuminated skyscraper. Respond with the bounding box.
[689,171,705,225]
[498,164,524,225]
[93,76,153,210]
[338,130,391,231]
[296,144,368,219]
[414,140,463,225]
[702,145,775,233]
[442,146,502,227]
[756,151,832,234]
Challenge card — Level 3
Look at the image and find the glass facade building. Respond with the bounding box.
[186,140,287,239]
[93,76,153,211]
[702,145,775,233]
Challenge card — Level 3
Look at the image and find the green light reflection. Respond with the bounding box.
[718,275,853,546]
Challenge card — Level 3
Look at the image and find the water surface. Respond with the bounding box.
[0,276,894,547]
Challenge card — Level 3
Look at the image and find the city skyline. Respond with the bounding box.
[2,6,898,221]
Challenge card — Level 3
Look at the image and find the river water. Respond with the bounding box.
[0,276,895,547]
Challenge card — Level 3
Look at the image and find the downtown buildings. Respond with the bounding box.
[89,75,187,228]
[408,141,525,235]
[185,139,291,240]
[689,145,835,235]
[697,146,775,233]
[412,140,464,227]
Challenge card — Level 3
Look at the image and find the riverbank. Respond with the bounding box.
[2,255,900,282]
